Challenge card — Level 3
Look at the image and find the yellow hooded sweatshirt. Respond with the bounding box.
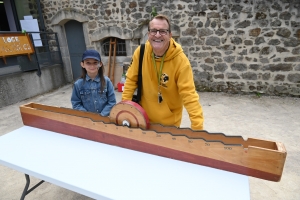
[122,39,204,130]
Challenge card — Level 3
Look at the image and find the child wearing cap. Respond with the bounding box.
[71,49,116,116]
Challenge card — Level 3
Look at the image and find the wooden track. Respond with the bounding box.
[19,102,287,182]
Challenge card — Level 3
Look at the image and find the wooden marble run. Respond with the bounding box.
[19,101,287,182]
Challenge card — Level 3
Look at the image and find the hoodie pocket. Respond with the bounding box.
[143,97,175,126]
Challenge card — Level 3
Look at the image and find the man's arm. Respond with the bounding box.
[177,61,204,130]
[122,46,141,101]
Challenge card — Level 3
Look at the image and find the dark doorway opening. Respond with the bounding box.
[0,2,10,31]
[65,20,86,81]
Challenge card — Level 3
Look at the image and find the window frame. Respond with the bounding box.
[102,37,127,57]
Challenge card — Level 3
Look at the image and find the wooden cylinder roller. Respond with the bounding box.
[109,101,150,129]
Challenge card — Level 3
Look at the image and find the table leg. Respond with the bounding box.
[20,174,45,200]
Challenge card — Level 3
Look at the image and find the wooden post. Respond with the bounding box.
[107,38,112,79]
[111,38,117,86]
[107,38,117,87]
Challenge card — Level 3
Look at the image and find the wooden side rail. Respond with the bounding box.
[19,102,287,182]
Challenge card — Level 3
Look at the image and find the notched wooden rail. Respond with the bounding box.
[20,102,287,182]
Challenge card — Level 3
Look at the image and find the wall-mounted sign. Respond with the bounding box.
[20,15,42,47]
[0,33,35,64]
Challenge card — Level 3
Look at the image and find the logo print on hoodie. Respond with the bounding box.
[160,73,169,88]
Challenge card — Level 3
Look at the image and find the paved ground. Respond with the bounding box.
[0,84,299,200]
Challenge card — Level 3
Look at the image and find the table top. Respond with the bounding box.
[0,126,250,200]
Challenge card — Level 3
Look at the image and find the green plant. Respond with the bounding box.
[256,92,262,98]
[151,7,157,17]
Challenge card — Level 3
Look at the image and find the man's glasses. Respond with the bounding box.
[149,29,169,36]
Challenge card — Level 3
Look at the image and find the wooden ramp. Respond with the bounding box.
[19,101,287,182]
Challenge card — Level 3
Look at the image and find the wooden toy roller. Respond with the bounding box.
[109,100,150,129]
[19,101,287,182]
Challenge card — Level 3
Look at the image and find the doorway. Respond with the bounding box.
[65,20,86,81]
[0,2,10,31]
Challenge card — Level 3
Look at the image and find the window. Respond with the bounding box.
[13,0,43,31]
[103,37,127,56]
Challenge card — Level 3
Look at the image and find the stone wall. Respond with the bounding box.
[40,0,300,96]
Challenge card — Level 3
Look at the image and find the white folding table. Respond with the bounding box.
[0,126,250,200]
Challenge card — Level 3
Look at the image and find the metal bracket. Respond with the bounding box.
[20,174,44,200]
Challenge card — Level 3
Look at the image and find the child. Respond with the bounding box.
[71,49,116,116]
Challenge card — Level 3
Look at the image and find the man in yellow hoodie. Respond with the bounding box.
[122,14,204,130]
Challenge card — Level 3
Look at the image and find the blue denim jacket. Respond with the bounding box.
[71,75,116,116]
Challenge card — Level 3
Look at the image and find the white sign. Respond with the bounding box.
[20,16,42,47]
[24,15,33,20]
